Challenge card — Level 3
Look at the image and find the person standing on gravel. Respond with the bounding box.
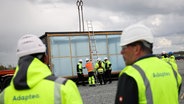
[104,57,112,84]
[115,24,182,104]
[95,58,106,85]
[76,59,86,86]
[85,58,96,86]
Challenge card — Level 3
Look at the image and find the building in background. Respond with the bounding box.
[40,31,125,79]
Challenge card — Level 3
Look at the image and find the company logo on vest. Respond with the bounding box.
[13,94,40,101]
[152,72,170,78]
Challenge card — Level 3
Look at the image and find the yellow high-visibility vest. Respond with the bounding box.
[119,57,182,104]
[0,57,83,104]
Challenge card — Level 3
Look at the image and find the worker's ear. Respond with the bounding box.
[134,44,141,55]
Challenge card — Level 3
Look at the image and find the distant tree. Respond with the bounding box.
[0,65,6,70]
[0,65,15,70]
[8,65,13,69]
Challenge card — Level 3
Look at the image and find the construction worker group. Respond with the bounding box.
[76,57,112,86]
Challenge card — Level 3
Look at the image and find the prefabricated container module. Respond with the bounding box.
[40,31,126,78]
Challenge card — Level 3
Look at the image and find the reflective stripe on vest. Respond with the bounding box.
[54,78,66,104]
[167,62,179,88]
[0,90,4,104]
[132,64,153,104]
[132,63,179,104]
[45,75,67,104]
[97,68,104,73]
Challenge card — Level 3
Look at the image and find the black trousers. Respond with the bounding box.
[105,70,112,83]
[76,73,85,85]
[97,72,106,85]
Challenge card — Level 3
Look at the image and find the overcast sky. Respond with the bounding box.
[0,0,184,66]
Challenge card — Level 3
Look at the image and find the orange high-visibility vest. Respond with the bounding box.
[85,61,94,72]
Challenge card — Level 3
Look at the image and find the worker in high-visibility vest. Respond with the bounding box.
[76,59,86,86]
[168,51,176,63]
[104,57,112,84]
[168,51,178,71]
[115,24,182,104]
[161,51,169,62]
[95,58,106,85]
[0,34,83,104]
[85,58,95,86]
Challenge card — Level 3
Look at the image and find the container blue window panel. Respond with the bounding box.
[71,36,89,56]
[50,37,73,77]
[95,35,107,55]
[52,58,73,76]
[108,35,121,54]
[110,55,125,72]
[50,37,70,57]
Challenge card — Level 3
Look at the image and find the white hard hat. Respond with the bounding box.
[162,51,166,54]
[97,58,101,61]
[120,24,154,46]
[17,34,46,57]
[104,57,108,60]
[78,59,83,62]
[86,58,89,61]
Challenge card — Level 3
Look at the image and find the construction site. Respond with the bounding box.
[0,0,184,104]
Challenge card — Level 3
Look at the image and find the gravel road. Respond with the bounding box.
[78,60,184,104]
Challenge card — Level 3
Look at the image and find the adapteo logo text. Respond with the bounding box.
[153,72,170,78]
[13,94,39,101]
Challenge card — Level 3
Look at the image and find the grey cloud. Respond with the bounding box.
[27,0,184,15]
[0,0,184,66]
[27,0,184,17]
[167,34,184,46]
[67,0,184,16]
[155,15,184,36]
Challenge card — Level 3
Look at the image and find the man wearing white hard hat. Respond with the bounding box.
[85,58,95,86]
[76,59,86,86]
[94,58,106,85]
[115,24,182,104]
[104,57,112,84]
[0,34,83,104]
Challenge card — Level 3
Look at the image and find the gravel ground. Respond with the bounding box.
[79,78,184,104]
[78,60,184,104]
[78,81,117,104]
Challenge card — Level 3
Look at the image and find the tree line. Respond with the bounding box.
[0,65,16,70]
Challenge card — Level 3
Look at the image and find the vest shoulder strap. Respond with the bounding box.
[167,62,179,88]
[45,75,68,104]
[132,64,153,104]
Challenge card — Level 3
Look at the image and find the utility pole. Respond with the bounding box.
[76,0,84,32]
